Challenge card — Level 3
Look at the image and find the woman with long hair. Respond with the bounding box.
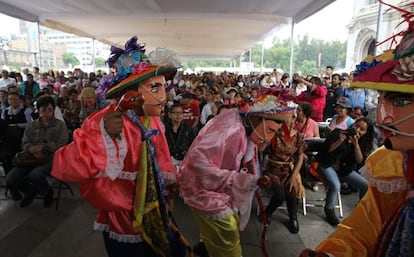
[316,117,374,225]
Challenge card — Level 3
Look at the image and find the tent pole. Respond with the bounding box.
[92,38,96,73]
[260,41,264,74]
[374,2,384,55]
[289,18,295,78]
[36,22,41,69]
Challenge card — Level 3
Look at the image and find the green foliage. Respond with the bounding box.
[62,52,80,66]
[181,35,346,74]
[94,57,106,67]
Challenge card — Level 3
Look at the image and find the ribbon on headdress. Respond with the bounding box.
[375,0,414,53]
[107,36,146,68]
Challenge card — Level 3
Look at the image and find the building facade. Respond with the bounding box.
[346,0,414,70]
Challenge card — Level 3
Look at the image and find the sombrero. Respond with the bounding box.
[98,36,179,99]
[241,94,296,121]
[351,1,414,94]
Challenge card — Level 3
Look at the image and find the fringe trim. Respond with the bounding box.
[360,166,407,193]
[94,222,143,243]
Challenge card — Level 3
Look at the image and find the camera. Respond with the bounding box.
[346,128,357,137]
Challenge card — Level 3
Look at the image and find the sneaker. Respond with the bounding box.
[9,188,22,201]
[20,192,36,208]
[43,189,54,208]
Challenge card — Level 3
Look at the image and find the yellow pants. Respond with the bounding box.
[192,209,241,257]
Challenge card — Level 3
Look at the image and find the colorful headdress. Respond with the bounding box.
[98,36,180,98]
[351,1,414,93]
[242,94,296,121]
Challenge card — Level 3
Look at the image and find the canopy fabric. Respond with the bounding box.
[0,0,335,61]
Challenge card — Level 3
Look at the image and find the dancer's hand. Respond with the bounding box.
[257,175,272,188]
[103,111,123,138]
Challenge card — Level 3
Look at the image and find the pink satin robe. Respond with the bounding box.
[179,109,259,230]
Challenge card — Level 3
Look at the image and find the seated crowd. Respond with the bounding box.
[0,66,379,231]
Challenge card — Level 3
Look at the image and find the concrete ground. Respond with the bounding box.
[0,180,359,257]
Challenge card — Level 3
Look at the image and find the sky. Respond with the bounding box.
[0,14,20,38]
[265,0,354,46]
[1,0,354,42]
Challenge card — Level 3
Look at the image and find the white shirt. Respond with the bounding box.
[0,77,17,90]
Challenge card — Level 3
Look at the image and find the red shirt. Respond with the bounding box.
[181,99,200,126]
[296,85,327,122]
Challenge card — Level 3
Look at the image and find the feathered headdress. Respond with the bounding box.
[352,0,414,93]
[241,94,296,121]
[98,36,180,98]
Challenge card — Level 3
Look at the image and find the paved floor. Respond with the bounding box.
[0,180,359,257]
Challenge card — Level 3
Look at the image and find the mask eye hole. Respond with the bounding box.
[393,98,412,107]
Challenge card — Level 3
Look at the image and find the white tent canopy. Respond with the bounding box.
[0,0,335,61]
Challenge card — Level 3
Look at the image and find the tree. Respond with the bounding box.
[62,52,80,67]
[94,57,106,67]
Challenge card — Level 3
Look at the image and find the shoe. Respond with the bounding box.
[43,189,54,208]
[324,207,340,226]
[287,216,299,233]
[9,188,22,201]
[20,192,36,208]
[193,241,209,257]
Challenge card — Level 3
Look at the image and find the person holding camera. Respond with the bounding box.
[315,117,374,225]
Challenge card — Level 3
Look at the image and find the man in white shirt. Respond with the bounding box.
[0,70,16,91]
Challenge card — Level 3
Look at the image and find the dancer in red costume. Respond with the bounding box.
[52,36,186,257]
[300,2,414,256]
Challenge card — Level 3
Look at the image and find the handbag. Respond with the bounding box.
[12,150,52,168]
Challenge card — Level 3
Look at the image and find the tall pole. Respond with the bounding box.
[260,41,264,74]
[375,2,384,55]
[92,38,96,72]
[36,22,41,69]
[289,18,295,77]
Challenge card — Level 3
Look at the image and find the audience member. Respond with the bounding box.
[6,95,69,208]
[316,117,374,225]
[326,97,354,133]
[0,92,32,179]
[20,73,40,99]
[164,104,196,165]
[296,76,327,122]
